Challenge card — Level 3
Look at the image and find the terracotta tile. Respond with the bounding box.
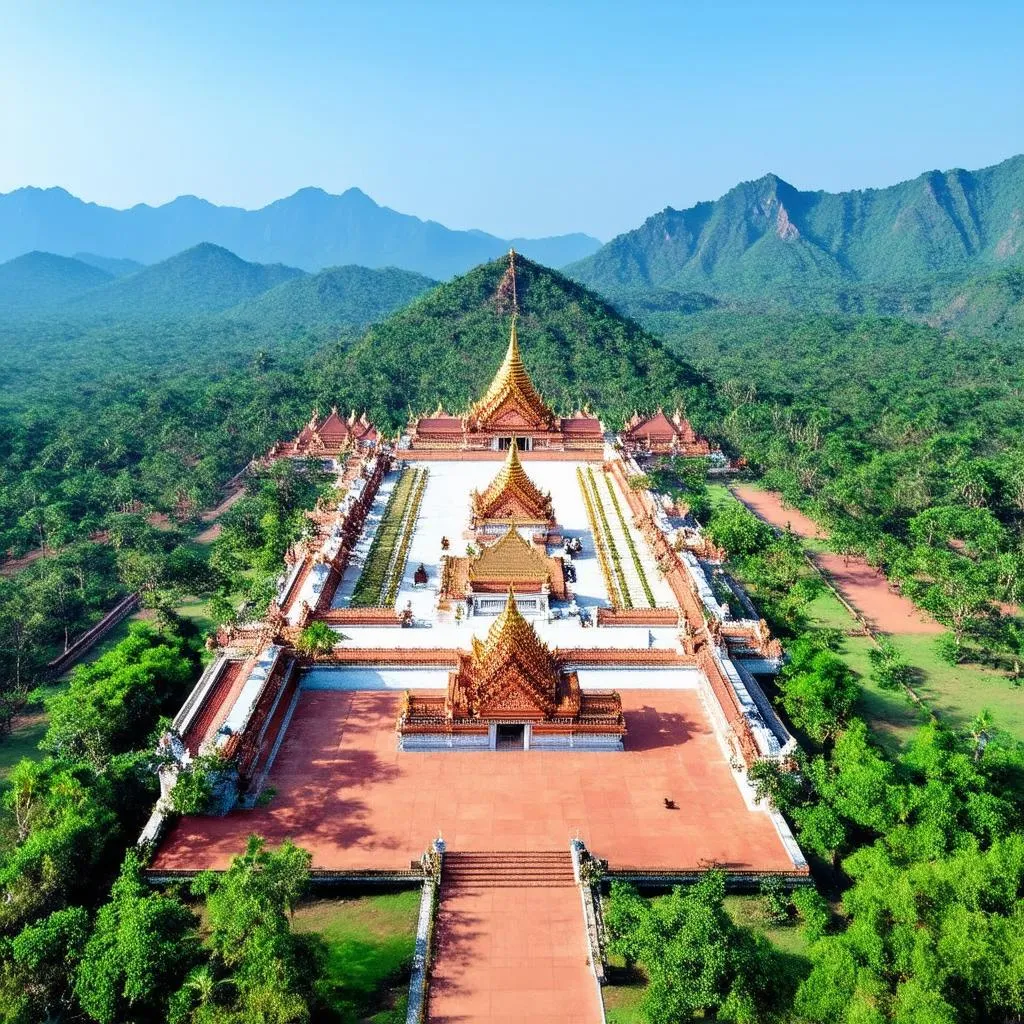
[154,689,795,875]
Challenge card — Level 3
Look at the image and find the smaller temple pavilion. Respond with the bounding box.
[407,316,604,452]
[469,441,556,540]
[269,407,379,460]
[621,408,711,457]
[442,526,566,617]
[398,590,625,750]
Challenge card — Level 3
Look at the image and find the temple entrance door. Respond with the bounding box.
[495,724,526,750]
[497,437,531,451]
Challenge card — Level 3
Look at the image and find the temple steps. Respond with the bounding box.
[441,850,576,889]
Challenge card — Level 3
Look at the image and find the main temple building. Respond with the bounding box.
[406,317,605,453]
[142,252,805,1021]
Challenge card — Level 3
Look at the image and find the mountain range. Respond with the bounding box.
[0,185,601,278]
[567,154,1024,307]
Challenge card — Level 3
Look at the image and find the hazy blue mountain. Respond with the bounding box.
[60,243,305,320]
[0,185,601,277]
[0,251,114,316]
[73,252,146,277]
[222,264,437,329]
[567,155,1024,300]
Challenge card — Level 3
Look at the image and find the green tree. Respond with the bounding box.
[605,874,788,1023]
[0,905,89,1022]
[43,622,195,766]
[294,621,342,658]
[174,837,317,1024]
[0,757,118,932]
[779,640,858,742]
[795,836,1024,1024]
[705,501,774,557]
[75,850,199,1024]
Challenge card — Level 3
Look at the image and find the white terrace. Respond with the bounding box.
[329,457,678,649]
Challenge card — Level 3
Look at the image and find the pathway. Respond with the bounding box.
[731,485,942,635]
[428,851,602,1024]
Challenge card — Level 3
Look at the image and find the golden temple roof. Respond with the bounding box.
[471,443,554,524]
[468,317,555,429]
[463,589,562,715]
[468,527,552,584]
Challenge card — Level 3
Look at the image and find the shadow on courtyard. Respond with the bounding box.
[624,706,696,750]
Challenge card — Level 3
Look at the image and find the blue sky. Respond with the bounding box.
[1,0,1021,239]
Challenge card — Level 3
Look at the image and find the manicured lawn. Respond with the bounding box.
[885,633,1023,739]
[604,956,646,1024]
[708,483,1024,743]
[0,677,71,788]
[0,711,49,786]
[603,894,810,1023]
[290,889,420,1023]
[174,595,218,636]
[352,468,420,608]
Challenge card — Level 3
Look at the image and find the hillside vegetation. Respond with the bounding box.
[223,263,436,331]
[0,248,437,400]
[0,252,113,314]
[569,154,1024,301]
[311,255,710,431]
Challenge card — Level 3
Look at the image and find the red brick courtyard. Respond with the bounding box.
[154,688,796,874]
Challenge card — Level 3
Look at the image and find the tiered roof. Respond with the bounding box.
[287,407,378,455]
[468,527,552,586]
[471,443,555,526]
[449,590,569,719]
[467,318,556,430]
[622,408,710,454]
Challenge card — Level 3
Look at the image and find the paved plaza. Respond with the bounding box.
[154,688,796,873]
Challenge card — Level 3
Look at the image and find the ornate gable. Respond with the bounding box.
[467,318,555,431]
[625,408,677,441]
[452,591,561,719]
[471,444,555,526]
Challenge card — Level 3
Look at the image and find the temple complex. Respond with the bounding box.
[142,249,806,1023]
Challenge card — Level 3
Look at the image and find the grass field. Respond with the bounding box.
[290,889,420,1023]
[603,893,811,1024]
[707,483,1024,745]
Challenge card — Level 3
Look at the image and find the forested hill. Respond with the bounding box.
[0,184,601,277]
[309,254,713,432]
[224,264,436,331]
[0,251,114,314]
[0,244,437,328]
[61,243,304,320]
[567,154,1024,301]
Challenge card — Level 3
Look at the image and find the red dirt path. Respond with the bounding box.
[732,485,942,635]
[153,689,797,874]
[429,883,601,1024]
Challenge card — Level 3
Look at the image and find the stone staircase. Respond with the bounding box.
[442,850,575,889]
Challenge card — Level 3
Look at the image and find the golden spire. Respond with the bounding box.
[469,317,554,428]
[471,441,554,525]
